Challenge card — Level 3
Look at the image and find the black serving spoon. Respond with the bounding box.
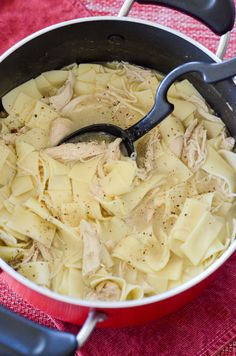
[59,58,236,156]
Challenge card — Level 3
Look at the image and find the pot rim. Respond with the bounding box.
[0,15,222,64]
[0,15,235,310]
[1,243,235,309]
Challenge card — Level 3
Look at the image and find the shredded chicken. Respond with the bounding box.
[197,107,223,123]
[62,94,95,114]
[80,220,101,277]
[96,139,121,180]
[22,241,52,264]
[94,280,121,301]
[49,71,75,111]
[37,242,53,261]
[87,281,121,301]
[141,130,161,173]
[45,141,106,163]
[0,127,27,145]
[49,117,72,146]
[194,170,232,199]
[182,119,207,171]
[45,138,123,163]
[96,89,145,117]
[22,242,38,264]
[120,61,153,82]
[103,138,122,162]
[219,130,235,150]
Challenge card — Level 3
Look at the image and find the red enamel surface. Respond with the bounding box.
[1,269,217,327]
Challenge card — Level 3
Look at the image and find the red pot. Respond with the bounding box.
[0,1,235,355]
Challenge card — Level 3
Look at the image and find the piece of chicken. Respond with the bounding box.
[22,242,38,264]
[49,71,75,111]
[0,126,27,145]
[121,61,153,82]
[80,220,101,277]
[219,130,235,150]
[104,138,122,162]
[141,130,161,174]
[49,117,72,146]
[95,281,121,301]
[45,141,106,163]
[22,241,51,264]
[87,281,121,301]
[182,119,207,171]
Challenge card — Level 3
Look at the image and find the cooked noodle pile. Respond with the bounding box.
[0,62,235,301]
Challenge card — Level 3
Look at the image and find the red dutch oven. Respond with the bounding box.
[0,1,236,355]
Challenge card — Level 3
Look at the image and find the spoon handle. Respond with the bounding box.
[126,57,236,142]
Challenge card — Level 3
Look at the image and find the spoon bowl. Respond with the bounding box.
[59,123,135,156]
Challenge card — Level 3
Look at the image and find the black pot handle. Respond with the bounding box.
[0,304,106,356]
[136,0,235,35]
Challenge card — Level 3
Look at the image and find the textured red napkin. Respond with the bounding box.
[0,1,236,355]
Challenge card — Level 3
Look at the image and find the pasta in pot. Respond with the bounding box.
[0,61,235,301]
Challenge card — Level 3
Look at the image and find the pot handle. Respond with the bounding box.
[0,304,106,356]
[136,0,235,35]
[118,0,235,58]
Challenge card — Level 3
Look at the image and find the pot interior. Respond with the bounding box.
[0,18,235,136]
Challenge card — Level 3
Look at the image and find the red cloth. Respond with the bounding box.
[0,1,236,355]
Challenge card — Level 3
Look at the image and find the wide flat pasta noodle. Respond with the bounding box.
[98,173,163,217]
[16,128,49,150]
[202,144,236,194]
[169,97,196,121]
[181,213,223,265]
[35,74,56,96]
[154,147,193,184]
[100,160,136,195]
[0,246,25,262]
[17,261,50,286]
[11,176,34,196]
[175,79,203,99]
[27,101,58,131]
[0,142,13,170]
[159,115,184,144]
[67,268,85,298]
[9,93,37,125]
[41,152,69,176]
[7,206,56,247]
[80,220,101,277]
[43,70,68,88]
[98,216,131,245]
[2,79,41,113]
[219,150,236,171]
[69,157,101,183]
[0,163,16,186]
[0,186,10,210]
[113,227,169,273]
[169,198,209,243]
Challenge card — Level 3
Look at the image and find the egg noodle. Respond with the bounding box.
[0,62,235,301]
